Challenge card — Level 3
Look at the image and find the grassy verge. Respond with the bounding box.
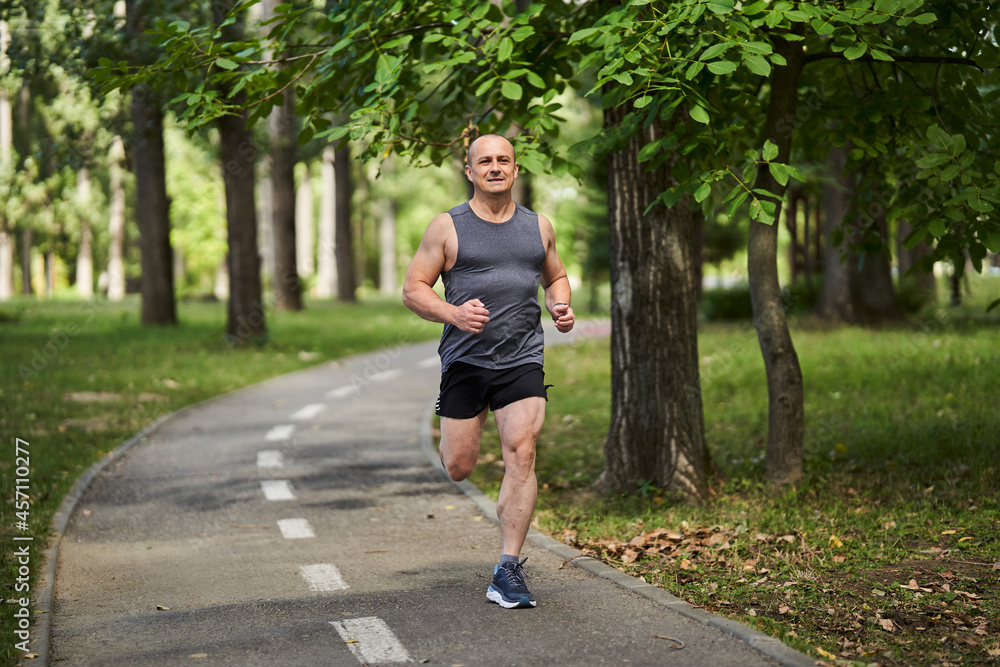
[470,279,1000,666]
[0,295,439,665]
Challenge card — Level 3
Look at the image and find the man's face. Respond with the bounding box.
[466,135,518,196]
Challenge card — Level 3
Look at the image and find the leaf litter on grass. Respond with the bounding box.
[558,520,999,666]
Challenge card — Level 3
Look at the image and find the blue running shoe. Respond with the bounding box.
[487,557,536,608]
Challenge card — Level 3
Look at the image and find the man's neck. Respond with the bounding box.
[469,193,516,223]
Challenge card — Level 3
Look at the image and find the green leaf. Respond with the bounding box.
[707,0,735,14]
[986,298,1000,314]
[694,182,712,202]
[707,60,737,75]
[510,25,535,42]
[690,105,710,124]
[744,54,771,76]
[501,80,523,100]
[768,161,789,186]
[870,48,893,61]
[844,42,867,60]
[525,70,545,88]
[762,139,779,161]
[215,58,239,70]
[940,164,961,181]
[638,139,662,162]
[741,41,773,55]
[928,218,947,238]
[634,95,653,109]
[701,42,730,60]
[475,77,495,97]
[498,37,514,62]
[811,18,835,34]
[568,27,600,44]
[470,3,490,20]
[912,12,936,24]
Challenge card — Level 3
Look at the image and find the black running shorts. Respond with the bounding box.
[435,362,548,419]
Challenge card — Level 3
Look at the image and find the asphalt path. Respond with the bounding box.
[46,323,816,666]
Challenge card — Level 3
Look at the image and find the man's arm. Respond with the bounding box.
[538,214,575,334]
[402,213,491,334]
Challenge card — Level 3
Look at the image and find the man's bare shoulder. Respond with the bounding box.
[537,213,556,245]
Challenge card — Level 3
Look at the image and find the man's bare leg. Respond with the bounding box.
[439,408,488,482]
[493,397,545,558]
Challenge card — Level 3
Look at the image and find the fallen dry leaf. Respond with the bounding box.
[156,604,170,611]
[829,536,844,548]
[778,604,792,615]
[941,529,958,535]
[993,559,1000,572]
[188,654,208,659]
[878,617,896,632]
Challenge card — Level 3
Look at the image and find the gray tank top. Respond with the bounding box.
[438,201,546,372]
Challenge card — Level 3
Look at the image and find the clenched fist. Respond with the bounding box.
[453,299,490,334]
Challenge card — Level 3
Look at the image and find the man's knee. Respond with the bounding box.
[444,458,475,482]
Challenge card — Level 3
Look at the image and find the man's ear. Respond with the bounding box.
[465,164,472,181]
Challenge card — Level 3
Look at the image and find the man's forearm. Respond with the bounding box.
[544,277,572,315]
[403,283,456,326]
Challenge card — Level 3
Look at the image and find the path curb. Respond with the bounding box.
[417,403,819,667]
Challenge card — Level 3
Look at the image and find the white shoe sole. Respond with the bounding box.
[487,586,537,608]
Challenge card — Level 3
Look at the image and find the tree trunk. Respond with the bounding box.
[131,93,177,324]
[817,144,852,320]
[0,35,12,300]
[316,144,337,298]
[76,166,94,297]
[127,0,176,324]
[107,136,127,301]
[219,105,266,343]
[214,0,266,343]
[269,88,302,311]
[379,197,397,296]
[597,102,708,502]
[748,35,805,487]
[296,162,315,278]
[334,142,357,302]
[19,228,32,296]
[897,219,937,309]
[846,177,902,324]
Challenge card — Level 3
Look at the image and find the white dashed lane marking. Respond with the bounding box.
[326,386,356,399]
[256,450,284,469]
[290,404,325,420]
[265,424,295,441]
[260,480,295,501]
[277,518,315,539]
[300,564,349,592]
[370,369,403,382]
[330,617,411,664]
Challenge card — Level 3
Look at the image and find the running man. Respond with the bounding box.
[402,133,575,608]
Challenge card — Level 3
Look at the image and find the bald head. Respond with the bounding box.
[467,133,517,166]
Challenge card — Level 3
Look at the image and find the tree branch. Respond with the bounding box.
[804,52,982,70]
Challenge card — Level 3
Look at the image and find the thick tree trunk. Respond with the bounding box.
[897,219,937,309]
[597,102,708,501]
[846,177,902,324]
[127,0,176,323]
[214,0,266,343]
[76,167,94,297]
[316,145,337,298]
[749,36,805,487]
[334,142,357,302]
[269,88,302,311]
[131,93,177,324]
[817,144,852,320]
[107,136,127,301]
[219,105,266,343]
[296,162,315,278]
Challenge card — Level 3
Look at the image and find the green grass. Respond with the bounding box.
[0,294,439,665]
[470,276,1000,666]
